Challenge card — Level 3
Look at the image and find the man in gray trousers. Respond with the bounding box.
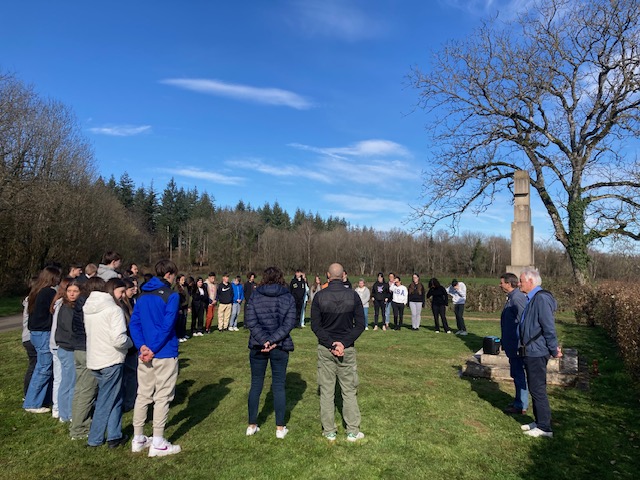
[311,263,366,442]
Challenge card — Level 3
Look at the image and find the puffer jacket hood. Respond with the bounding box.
[83,291,117,314]
[256,284,290,298]
[141,276,167,292]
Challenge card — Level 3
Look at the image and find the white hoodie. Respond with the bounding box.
[83,292,132,370]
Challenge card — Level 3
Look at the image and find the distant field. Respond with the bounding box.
[0,296,22,317]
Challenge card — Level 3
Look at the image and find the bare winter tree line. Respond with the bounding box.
[1,71,638,294]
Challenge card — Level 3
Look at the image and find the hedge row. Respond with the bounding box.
[574,281,640,380]
[465,280,576,313]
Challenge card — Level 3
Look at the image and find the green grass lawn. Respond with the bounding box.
[1,315,638,480]
[0,295,23,316]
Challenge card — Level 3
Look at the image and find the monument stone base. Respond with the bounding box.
[462,348,582,387]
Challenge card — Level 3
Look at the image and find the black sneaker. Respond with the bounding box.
[108,434,129,449]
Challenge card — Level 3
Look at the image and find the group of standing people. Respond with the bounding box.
[22,252,183,456]
[20,253,562,453]
[363,272,468,334]
[21,254,369,450]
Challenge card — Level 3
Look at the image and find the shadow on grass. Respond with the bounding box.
[456,331,486,354]
[458,368,516,415]
[256,371,307,426]
[167,377,233,442]
[518,323,640,479]
[178,357,191,371]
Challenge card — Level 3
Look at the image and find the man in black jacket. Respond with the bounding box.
[311,263,365,442]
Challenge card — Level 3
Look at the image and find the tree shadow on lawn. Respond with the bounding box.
[167,377,233,443]
[460,323,640,479]
[456,331,488,354]
[458,368,516,416]
[256,371,307,426]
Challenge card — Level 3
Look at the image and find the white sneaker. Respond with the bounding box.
[347,432,365,442]
[458,331,468,336]
[523,427,553,438]
[300,324,306,328]
[234,327,240,331]
[446,330,453,334]
[52,410,59,419]
[435,330,440,334]
[521,422,537,431]
[246,425,260,436]
[148,440,181,457]
[276,426,288,439]
[131,435,153,453]
[179,338,185,343]
[24,407,51,414]
[365,327,369,330]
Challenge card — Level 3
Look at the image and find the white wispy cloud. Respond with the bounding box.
[288,139,416,186]
[245,159,333,183]
[439,0,535,19]
[88,125,151,136]
[289,139,411,159]
[165,168,245,186]
[287,0,385,41]
[160,78,313,110]
[324,193,409,214]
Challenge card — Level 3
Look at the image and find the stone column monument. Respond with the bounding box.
[506,170,534,275]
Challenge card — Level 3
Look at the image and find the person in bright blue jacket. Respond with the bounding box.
[244,266,296,439]
[517,267,562,439]
[229,275,245,331]
[129,259,181,457]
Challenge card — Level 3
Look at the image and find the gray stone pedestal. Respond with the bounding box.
[462,348,580,387]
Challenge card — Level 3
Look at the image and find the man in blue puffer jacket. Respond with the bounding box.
[517,267,562,439]
[129,259,181,457]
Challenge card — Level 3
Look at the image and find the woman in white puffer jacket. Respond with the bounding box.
[84,277,132,448]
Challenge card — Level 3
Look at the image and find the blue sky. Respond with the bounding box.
[1,0,557,241]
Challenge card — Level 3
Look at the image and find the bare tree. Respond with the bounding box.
[410,0,640,285]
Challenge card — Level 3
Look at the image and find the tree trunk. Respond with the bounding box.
[566,198,589,286]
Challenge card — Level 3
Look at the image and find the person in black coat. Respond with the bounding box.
[427,278,451,333]
[245,266,297,439]
[190,277,209,337]
[371,272,390,331]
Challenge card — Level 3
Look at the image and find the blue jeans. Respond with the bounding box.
[23,331,53,409]
[301,299,307,327]
[508,354,528,411]
[385,302,391,325]
[88,363,124,446]
[51,347,61,414]
[524,355,552,432]
[362,307,368,328]
[57,348,76,421]
[230,303,241,328]
[454,304,466,331]
[248,348,289,426]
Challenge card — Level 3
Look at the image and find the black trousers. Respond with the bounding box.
[373,299,386,327]
[191,303,205,333]
[432,305,450,332]
[392,302,405,329]
[23,340,38,396]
